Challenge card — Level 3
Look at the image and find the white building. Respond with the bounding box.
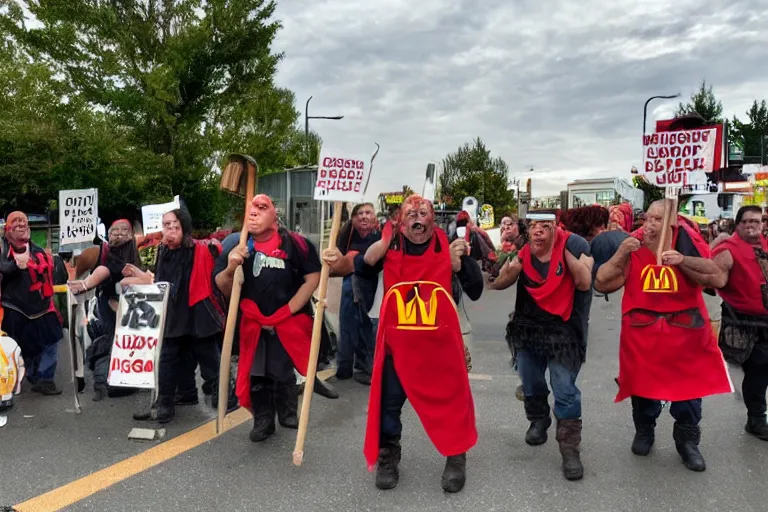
[567,178,644,210]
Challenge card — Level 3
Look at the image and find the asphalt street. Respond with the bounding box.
[3,284,767,512]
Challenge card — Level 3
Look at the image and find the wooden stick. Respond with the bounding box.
[656,191,679,265]
[216,162,257,434]
[293,200,343,466]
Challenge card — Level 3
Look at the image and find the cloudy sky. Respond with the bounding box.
[273,0,768,200]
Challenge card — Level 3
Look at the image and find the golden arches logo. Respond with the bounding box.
[385,281,455,331]
[640,264,679,293]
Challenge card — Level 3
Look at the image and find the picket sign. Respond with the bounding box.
[294,147,375,466]
[59,188,99,249]
[141,196,181,234]
[108,283,170,395]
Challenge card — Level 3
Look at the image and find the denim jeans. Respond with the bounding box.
[380,355,407,439]
[517,349,582,419]
[632,396,702,425]
[337,276,375,377]
[28,342,59,381]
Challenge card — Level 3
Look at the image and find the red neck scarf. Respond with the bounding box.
[518,227,575,321]
[8,245,54,298]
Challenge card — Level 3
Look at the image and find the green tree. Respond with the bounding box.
[1,0,302,228]
[730,100,768,164]
[438,137,516,224]
[632,176,663,210]
[676,80,724,124]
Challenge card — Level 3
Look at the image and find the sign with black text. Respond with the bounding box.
[59,189,98,246]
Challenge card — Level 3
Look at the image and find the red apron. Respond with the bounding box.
[615,234,732,403]
[363,229,477,470]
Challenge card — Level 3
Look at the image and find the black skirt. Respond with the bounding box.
[2,307,63,359]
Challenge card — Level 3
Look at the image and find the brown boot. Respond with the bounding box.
[556,418,584,481]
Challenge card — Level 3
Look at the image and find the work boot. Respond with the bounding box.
[745,415,768,441]
[631,421,656,456]
[174,393,199,406]
[441,453,467,493]
[524,395,552,446]
[211,378,239,413]
[375,437,402,490]
[673,422,706,472]
[312,376,339,399]
[93,383,108,402]
[556,418,584,481]
[156,395,175,424]
[275,383,299,429]
[32,380,62,396]
[249,380,276,442]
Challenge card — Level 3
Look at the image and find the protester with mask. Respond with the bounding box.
[0,212,63,395]
[453,210,497,272]
[324,202,381,385]
[126,208,226,423]
[216,194,335,443]
[712,205,768,440]
[490,212,593,481]
[353,194,482,493]
[69,219,141,401]
[595,200,731,472]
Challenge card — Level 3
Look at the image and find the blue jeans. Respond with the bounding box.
[380,356,407,439]
[517,350,582,419]
[337,276,375,377]
[632,396,702,425]
[28,342,59,381]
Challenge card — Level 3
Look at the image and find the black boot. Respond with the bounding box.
[441,453,467,493]
[275,383,299,429]
[174,393,199,406]
[249,380,276,442]
[745,415,768,441]
[211,379,239,413]
[631,421,655,456]
[93,383,108,402]
[313,377,339,399]
[524,395,552,446]
[673,422,706,472]
[375,437,402,490]
[156,395,175,424]
[556,418,584,481]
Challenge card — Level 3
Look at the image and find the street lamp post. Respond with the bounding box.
[305,96,344,163]
[643,93,681,139]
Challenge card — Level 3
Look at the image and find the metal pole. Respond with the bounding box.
[305,96,312,163]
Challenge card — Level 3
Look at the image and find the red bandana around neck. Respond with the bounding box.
[518,227,575,321]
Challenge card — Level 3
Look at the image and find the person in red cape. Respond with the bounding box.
[0,211,63,395]
[490,212,593,481]
[712,205,768,440]
[595,200,732,472]
[216,194,335,443]
[352,194,482,493]
[454,210,497,271]
[125,208,228,423]
[608,202,634,233]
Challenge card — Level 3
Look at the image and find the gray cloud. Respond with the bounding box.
[273,0,768,199]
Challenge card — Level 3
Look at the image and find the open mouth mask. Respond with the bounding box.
[401,194,435,243]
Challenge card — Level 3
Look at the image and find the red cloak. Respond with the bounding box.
[615,221,732,402]
[517,227,575,321]
[235,300,312,410]
[363,229,477,470]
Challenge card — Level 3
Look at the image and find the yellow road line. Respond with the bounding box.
[14,408,251,512]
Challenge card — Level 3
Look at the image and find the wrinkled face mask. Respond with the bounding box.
[247,194,278,237]
[5,212,30,248]
[108,220,133,247]
[401,195,435,245]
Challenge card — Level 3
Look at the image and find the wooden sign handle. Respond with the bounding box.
[293,201,343,466]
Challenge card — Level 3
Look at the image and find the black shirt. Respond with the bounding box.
[216,230,321,317]
[0,240,55,318]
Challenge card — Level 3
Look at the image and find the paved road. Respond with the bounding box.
[3,286,768,512]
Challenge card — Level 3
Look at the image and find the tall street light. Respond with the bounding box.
[643,93,681,139]
[305,96,343,163]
